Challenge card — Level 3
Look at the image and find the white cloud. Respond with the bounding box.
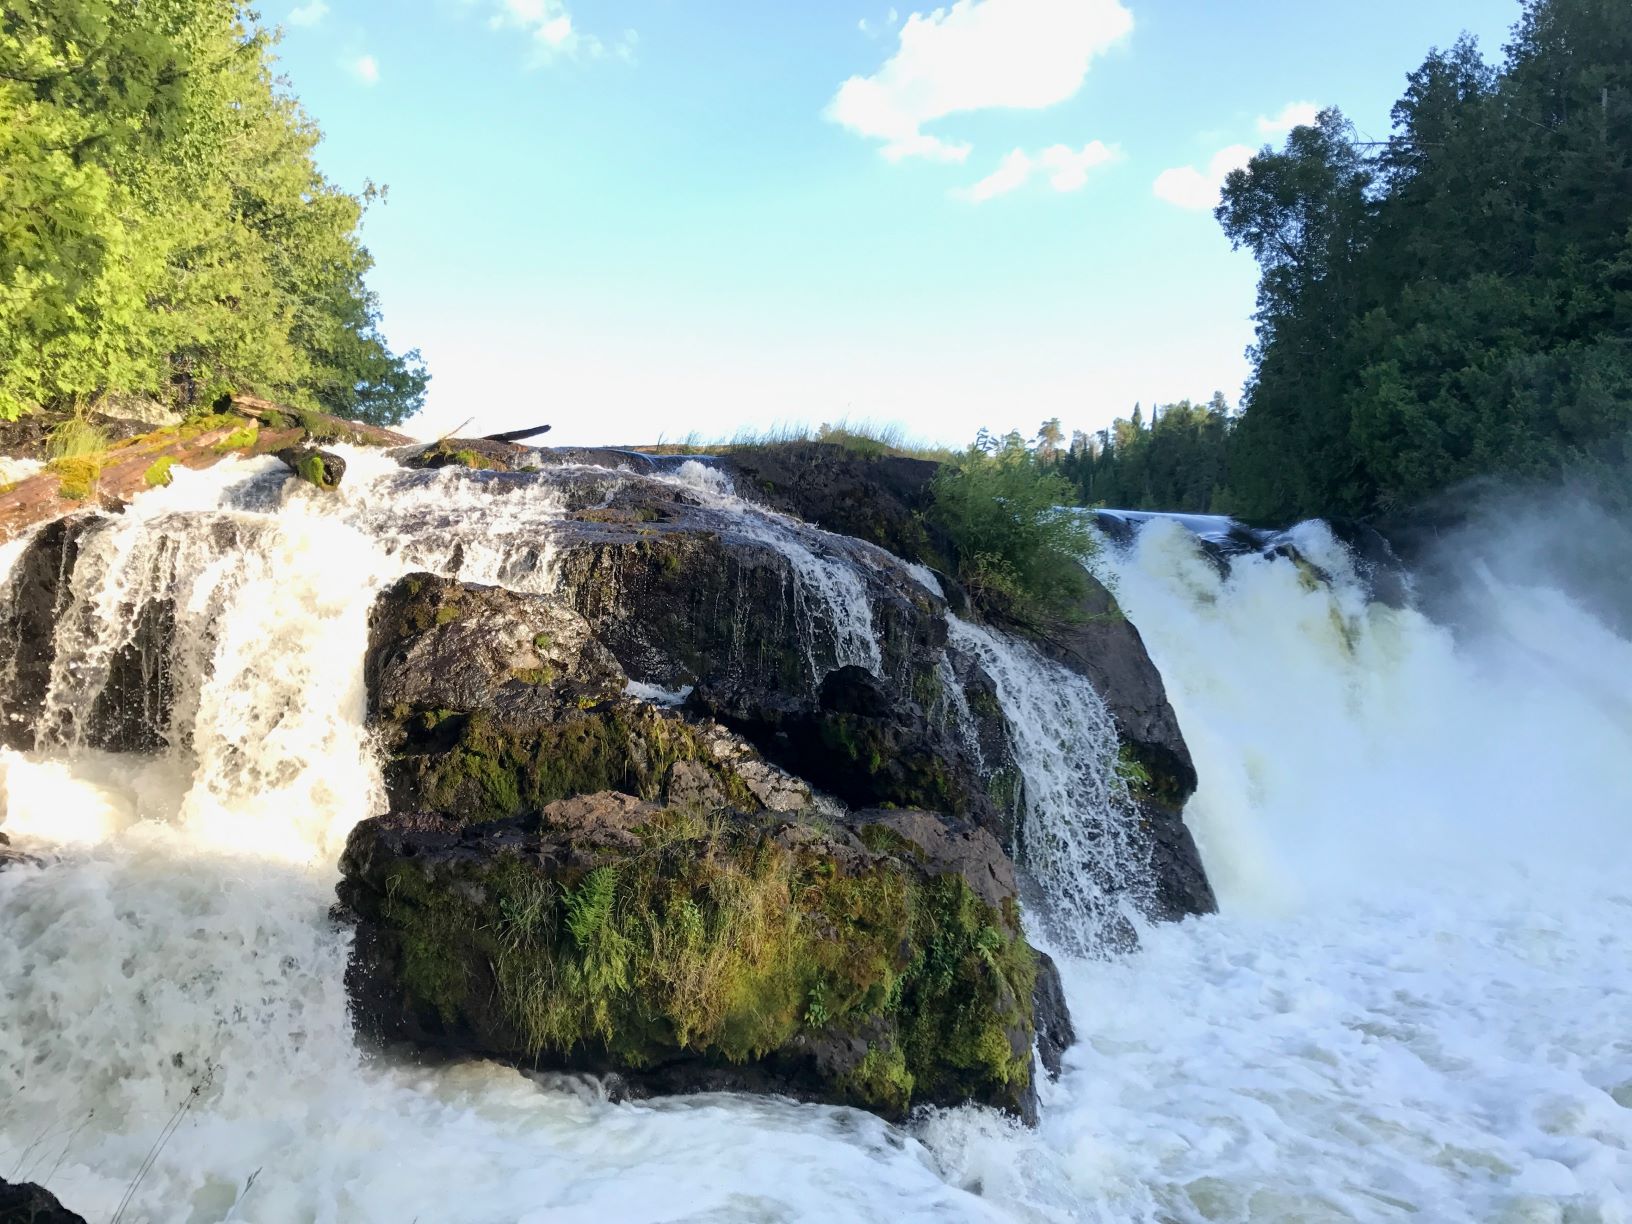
[1152,144,1253,211]
[289,0,328,26]
[350,54,380,85]
[956,140,1119,202]
[1256,100,1319,136]
[487,0,629,62]
[828,0,1134,161]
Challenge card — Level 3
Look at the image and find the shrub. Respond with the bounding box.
[930,432,1097,624]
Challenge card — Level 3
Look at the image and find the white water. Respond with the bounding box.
[3,469,1630,1221]
[948,616,1148,955]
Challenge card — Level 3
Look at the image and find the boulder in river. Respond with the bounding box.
[338,799,1044,1121]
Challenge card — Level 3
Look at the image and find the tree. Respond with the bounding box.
[1216,0,1632,521]
[0,0,425,423]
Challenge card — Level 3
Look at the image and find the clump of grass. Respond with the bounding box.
[47,416,109,460]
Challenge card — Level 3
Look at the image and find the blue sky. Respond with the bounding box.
[273,0,1518,446]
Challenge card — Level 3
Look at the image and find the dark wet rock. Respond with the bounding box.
[0,515,86,750]
[337,798,1043,1123]
[716,441,955,576]
[1032,952,1075,1078]
[693,666,1007,835]
[83,595,176,753]
[1139,800,1217,920]
[0,1177,88,1223]
[1023,573,1215,918]
[276,445,346,491]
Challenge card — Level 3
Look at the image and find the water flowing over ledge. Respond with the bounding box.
[1,454,1628,1221]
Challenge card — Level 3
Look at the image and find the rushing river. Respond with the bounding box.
[1,454,1628,1222]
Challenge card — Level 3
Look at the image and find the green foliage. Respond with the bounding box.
[930,430,1098,622]
[1217,0,1632,521]
[1058,394,1235,512]
[374,812,1038,1116]
[0,1,425,424]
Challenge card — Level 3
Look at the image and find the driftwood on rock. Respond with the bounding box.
[0,398,411,543]
[481,423,552,443]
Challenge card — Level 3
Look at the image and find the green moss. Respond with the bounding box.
[47,454,102,500]
[838,1044,915,1116]
[293,451,340,491]
[372,813,1036,1116]
[213,422,259,452]
[143,455,177,488]
[434,604,462,626]
[532,632,554,652]
[411,707,759,822]
[180,411,241,438]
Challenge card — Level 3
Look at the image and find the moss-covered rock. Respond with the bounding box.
[402,437,527,472]
[337,799,1041,1121]
[276,445,346,491]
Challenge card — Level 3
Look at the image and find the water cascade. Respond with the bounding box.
[1,456,1628,1221]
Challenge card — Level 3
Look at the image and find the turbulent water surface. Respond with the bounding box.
[1,454,1629,1222]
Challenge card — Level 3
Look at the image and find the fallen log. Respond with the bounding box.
[481,423,552,443]
[0,399,413,543]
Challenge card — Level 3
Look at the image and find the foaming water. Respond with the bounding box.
[938,515,1632,1223]
[4,461,1630,1221]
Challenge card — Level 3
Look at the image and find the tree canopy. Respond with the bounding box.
[0,0,425,424]
[1218,0,1632,522]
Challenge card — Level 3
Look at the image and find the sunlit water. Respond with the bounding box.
[2,459,1629,1221]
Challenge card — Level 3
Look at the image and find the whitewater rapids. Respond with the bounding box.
[1,456,1629,1222]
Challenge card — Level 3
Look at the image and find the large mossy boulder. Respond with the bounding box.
[349,568,1063,1120]
[338,799,1043,1121]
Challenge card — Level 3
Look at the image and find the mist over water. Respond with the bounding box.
[1,458,1629,1221]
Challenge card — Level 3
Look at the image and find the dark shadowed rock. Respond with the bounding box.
[0,1178,88,1223]
[1032,952,1075,1079]
[0,515,84,750]
[716,442,955,575]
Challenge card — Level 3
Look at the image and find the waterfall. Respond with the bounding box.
[946,616,1149,955]
[6,452,1623,1222]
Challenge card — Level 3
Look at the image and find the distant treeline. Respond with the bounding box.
[0,2,425,424]
[1063,0,1631,522]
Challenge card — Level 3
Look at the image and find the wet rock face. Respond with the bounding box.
[338,799,1042,1123]
[0,515,84,750]
[716,442,955,576]
[1026,573,1216,918]
[0,1177,88,1223]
